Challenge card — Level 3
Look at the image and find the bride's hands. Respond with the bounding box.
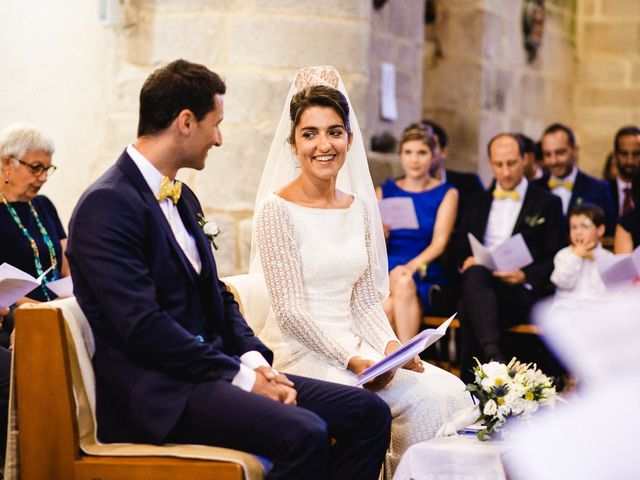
[385,341,425,373]
[348,356,395,392]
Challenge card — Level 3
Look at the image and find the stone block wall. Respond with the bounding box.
[1,0,373,277]
[574,0,640,176]
[423,0,576,184]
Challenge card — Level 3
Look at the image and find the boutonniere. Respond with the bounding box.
[575,197,584,206]
[524,214,545,227]
[198,213,221,250]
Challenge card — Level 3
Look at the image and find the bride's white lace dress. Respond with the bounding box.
[255,194,472,473]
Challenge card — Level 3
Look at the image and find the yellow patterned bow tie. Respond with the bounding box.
[157,176,182,205]
[548,177,573,191]
[493,188,520,201]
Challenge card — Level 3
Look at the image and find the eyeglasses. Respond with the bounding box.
[15,159,57,177]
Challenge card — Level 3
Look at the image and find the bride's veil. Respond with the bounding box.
[249,66,389,300]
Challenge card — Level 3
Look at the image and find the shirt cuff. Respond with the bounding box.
[240,350,270,369]
[231,363,257,392]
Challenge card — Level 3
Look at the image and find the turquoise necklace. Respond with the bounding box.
[1,192,58,300]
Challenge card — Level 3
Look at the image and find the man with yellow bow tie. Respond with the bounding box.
[535,123,615,234]
[454,133,566,384]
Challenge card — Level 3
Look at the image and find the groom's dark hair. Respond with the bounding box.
[137,59,226,137]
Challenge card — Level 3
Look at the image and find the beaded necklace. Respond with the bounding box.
[1,192,58,300]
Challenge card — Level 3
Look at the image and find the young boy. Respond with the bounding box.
[549,203,612,311]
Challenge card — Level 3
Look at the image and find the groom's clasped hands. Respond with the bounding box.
[252,365,298,406]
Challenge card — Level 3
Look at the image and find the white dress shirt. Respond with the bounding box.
[616,176,633,216]
[549,166,578,215]
[550,244,611,310]
[127,144,268,391]
[484,178,528,249]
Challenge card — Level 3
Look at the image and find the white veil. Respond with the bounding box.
[249,66,389,300]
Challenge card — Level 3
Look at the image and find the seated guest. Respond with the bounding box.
[517,133,544,181]
[67,60,391,480]
[549,204,611,312]
[608,126,640,221]
[376,126,458,342]
[455,133,565,384]
[535,123,615,234]
[418,119,484,215]
[614,170,640,253]
[0,124,69,346]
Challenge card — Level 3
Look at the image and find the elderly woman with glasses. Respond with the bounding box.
[0,124,69,315]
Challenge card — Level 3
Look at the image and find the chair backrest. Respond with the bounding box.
[222,274,271,336]
[14,303,84,479]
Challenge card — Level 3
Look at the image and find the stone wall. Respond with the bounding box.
[1,0,373,276]
[423,0,576,184]
[574,0,640,176]
[366,0,426,186]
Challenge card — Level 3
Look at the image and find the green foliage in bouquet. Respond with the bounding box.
[466,357,557,440]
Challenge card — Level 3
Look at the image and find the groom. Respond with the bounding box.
[66,59,391,480]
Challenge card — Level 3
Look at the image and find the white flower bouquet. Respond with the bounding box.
[465,358,557,440]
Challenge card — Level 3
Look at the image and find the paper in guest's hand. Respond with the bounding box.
[468,233,533,272]
[378,197,419,230]
[596,246,640,287]
[355,313,456,387]
[45,276,74,298]
[0,262,51,307]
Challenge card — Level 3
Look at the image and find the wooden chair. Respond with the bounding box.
[10,299,265,480]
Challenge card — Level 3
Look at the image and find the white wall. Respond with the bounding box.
[0,0,117,226]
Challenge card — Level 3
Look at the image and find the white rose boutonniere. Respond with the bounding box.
[524,214,545,228]
[198,213,221,250]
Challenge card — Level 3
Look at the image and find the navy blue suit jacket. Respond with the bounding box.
[534,170,615,234]
[455,184,566,296]
[67,151,272,443]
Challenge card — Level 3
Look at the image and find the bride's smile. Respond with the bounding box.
[292,106,352,182]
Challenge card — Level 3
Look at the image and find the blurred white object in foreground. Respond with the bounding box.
[505,289,640,479]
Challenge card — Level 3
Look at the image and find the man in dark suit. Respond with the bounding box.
[535,123,615,234]
[66,60,391,480]
[456,133,566,384]
[419,119,485,212]
[608,126,640,221]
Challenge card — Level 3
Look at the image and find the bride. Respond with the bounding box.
[251,66,471,474]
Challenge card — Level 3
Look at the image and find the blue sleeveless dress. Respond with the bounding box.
[381,179,453,309]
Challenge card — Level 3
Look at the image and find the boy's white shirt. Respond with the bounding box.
[550,243,612,307]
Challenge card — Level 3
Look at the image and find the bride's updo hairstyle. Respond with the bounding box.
[288,85,351,145]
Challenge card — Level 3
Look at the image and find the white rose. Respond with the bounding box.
[483,399,498,416]
[203,221,220,237]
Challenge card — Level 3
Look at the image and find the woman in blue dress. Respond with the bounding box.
[376,126,458,342]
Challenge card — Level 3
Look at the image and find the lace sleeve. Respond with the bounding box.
[256,198,352,368]
[351,206,399,353]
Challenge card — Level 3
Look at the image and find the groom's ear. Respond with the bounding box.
[176,109,195,136]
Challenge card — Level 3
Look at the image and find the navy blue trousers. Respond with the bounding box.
[166,374,391,480]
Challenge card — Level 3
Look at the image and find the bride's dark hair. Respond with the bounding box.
[288,85,351,144]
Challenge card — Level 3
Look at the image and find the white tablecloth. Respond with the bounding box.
[393,435,507,480]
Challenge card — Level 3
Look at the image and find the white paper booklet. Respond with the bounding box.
[45,276,74,298]
[596,246,640,287]
[378,197,419,230]
[468,233,533,272]
[0,262,53,307]
[355,313,456,387]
